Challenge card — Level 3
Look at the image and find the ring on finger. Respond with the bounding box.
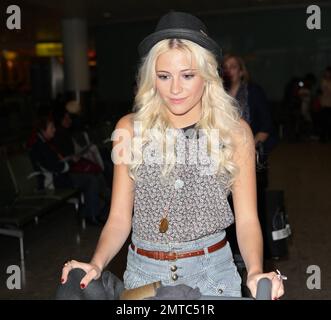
[275,269,287,281]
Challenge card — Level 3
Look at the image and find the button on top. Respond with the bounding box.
[174,179,184,190]
[172,274,178,281]
[170,265,177,272]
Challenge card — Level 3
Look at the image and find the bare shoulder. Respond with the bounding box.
[231,119,255,167]
[232,118,254,147]
[114,113,135,135]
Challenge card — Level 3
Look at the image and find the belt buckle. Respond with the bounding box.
[154,251,168,260]
[167,251,178,261]
[154,251,162,260]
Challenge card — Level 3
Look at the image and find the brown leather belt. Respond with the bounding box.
[130,237,227,261]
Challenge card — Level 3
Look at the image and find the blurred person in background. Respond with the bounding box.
[222,54,278,260]
[222,54,277,155]
[27,112,109,225]
[319,66,331,142]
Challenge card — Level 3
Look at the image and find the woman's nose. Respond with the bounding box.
[170,78,183,95]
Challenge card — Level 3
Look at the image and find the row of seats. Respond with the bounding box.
[0,152,84,262]
[0,119,116,262]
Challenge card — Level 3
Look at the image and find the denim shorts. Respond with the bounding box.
[123,231,242,298]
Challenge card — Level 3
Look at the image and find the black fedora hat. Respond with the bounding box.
[138,11,221,60]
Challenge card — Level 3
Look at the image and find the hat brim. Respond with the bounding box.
[138,28,221,60]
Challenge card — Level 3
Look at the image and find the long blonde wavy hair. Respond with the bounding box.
[129,38,243,189]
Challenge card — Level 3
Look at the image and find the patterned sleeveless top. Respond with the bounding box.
[132,123,234,243]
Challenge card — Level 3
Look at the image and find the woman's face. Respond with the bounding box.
[155,48,205,119]
[223,57,243,85]
[42,121,56,140]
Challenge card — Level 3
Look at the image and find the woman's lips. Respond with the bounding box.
[169,97,187,104]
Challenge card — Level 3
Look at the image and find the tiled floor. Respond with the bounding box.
[0,141,330,299]
[0,207,130,299]
[265,141,331,299]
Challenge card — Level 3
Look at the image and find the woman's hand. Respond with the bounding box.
[61,260,102,289]
[246,271,285,300]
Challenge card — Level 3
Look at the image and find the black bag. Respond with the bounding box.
[261,190,291,259]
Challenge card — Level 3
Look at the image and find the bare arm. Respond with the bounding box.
[231,120,284,299]
[90,113,135,271]
[231,119,263,278]
[61,113,135,286]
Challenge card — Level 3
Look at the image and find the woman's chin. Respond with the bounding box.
[166,106,191,116]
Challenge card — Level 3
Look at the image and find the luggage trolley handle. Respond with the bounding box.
[198,277,273,300]
[255,277,272,300]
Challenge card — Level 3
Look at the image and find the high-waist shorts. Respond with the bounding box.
[123,231,242,297]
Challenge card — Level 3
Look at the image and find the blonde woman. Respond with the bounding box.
[58,11,285,300]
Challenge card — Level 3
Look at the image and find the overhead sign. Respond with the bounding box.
[36,43,63,57]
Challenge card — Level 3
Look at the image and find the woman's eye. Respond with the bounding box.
[157,74,170,80]
[183,74,195,80]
